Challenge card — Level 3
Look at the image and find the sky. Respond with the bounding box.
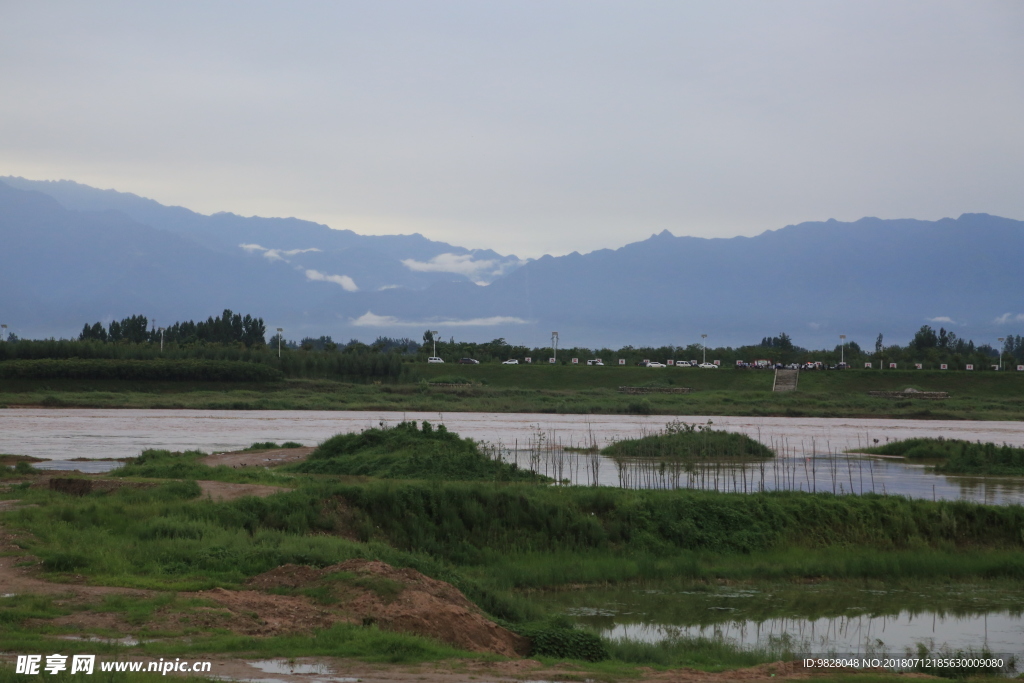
[2,1,1023,258]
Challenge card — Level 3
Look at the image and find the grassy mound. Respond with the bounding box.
[290,421,546,481]
[859,437,1024,475]
[602,420,773,460]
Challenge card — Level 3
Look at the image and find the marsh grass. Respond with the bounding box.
[859,437,1024,475]
[110,449,297,485]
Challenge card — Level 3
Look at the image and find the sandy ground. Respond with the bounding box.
[202,446,315,468]
[196,480,289,501]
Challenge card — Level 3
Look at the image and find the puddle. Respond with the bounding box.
[536,582,1024,661]
[248,660,332,676]
[59,635,141,646]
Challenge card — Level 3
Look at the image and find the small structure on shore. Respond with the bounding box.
[868,387,949,399]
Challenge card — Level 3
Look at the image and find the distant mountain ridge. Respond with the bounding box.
[2,176,1022,349]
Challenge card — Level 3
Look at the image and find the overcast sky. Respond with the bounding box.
[2,1,1022,257]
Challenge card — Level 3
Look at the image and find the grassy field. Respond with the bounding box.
[3,419,1024,679]
[2,365,1023,419]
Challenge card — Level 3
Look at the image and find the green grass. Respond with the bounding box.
[3,367,1023,418]
[858,437,1024,475]
[109,449,298,485]
[602,419,773,460]
[288,420,546,481]
[241,441,304,451]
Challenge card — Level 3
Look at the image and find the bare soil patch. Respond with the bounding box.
[245,559,530,657]
[202,446,315,469]
[196,480,288,501]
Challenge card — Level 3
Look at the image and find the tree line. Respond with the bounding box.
[79,310,266,347]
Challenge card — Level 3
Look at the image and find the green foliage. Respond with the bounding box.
[111,450,293,485]
[426,375,473,384]
[602,420,773,460]
[860,437,1024,475]
[0,359,283,382]
[243,441,304,451]
[517,623,608,661]
[290,421,546,482]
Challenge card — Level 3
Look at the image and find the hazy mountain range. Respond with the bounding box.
[2,176,1022,349]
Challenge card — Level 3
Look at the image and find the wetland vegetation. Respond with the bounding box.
[3,421,1024,679]
[859,437,1024,476]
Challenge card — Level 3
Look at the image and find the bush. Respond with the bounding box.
[518,624,608,661]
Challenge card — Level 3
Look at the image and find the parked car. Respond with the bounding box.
[676,361,691,367]
[698,363,718,369]
[586,359,604,366]
[646,362,667,368]
[427,357,444,364]
[502,359,519,365]
[458,358,480,364]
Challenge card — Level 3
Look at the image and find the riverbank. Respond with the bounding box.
[2,365,1024,420]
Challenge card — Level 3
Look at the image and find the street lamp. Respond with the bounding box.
[551,332,559,363]
[159,327,165,353]
[276,328,283,358]
[839,335,846,366]
[998,337,1005,371]
[428,330,439,359]
[701,334,707,365]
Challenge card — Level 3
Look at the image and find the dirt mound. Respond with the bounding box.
[196,587,342,635]
[247,559,530,657]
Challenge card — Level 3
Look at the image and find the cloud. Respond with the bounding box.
[350,311,529,327]
[305,269,358,291]
[239,243,321,262]
[401,253,525,281]
[807,322,821,330]
[994,313,1024,325]
[377,284,402,291]
[928,316,957,324]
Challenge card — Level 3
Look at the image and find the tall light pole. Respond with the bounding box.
[159,327,165,353]
[276,328,283,359]
[429,330,439,358]
[701,334,707,365]
[551,332,559,363]
[998,337,1005,371]
[839,334,846,366]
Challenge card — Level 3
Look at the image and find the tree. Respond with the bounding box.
[875,334,884,354]
[911,325,938,350]
[422,330,434,345]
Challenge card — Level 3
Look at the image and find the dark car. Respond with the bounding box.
[457,358,480,364]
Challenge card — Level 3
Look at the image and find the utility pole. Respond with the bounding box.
[551,332,559,363]
[276,328,283,359]
[159,327,165,353]
[430,330,439,358]
[840,334,846,366]
[701,334,707,365]
[998,337,1005,371]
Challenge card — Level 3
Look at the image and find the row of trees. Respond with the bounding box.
[5,314,1021,371]
[79,310,267,348]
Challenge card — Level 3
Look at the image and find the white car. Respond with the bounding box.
[427,357,444,364]
[675,361,691,367]
[646,362,666,368]
[586,359,604,366]
[698,363,718,369]
[502,359,519,364]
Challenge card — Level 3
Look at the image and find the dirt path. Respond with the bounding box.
[202,446,315,469]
